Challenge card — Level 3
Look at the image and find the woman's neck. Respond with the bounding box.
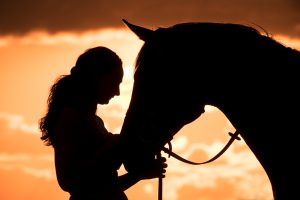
[82,103,98,115]
[70,99,98,115]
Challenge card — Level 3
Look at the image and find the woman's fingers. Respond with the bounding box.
[155,156,168,177]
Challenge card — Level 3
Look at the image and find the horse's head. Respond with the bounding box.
[120,20,209,172]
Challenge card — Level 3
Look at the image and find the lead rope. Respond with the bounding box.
[157,152,163,200]
[157,131,241,200]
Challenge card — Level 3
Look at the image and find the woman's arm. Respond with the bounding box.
[118,172,141,191]
[119,156,167,191]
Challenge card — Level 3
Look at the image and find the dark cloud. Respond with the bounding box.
[0,0,299,37]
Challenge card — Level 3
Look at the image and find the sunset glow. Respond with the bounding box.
[1,27,299,200]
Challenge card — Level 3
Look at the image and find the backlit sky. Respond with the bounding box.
[0,0,299,200]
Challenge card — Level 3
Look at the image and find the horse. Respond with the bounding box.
[119,20,300,200]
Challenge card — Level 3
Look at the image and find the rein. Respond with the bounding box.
[162,131,241,165]
[157,131,241,200]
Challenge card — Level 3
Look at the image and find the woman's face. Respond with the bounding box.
[95,66,124,104]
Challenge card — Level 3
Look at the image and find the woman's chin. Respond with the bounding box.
[98,99,110,105]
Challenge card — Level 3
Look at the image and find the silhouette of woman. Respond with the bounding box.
[39,46,167,200]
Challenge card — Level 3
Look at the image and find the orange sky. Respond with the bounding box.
[0,28,299,200]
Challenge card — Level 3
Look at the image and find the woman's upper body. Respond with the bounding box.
[39,46,166,199]
[53,105,124,197]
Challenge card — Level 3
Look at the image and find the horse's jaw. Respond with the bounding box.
[119,104,205,173]
[119,112,181,172]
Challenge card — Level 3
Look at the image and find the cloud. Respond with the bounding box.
[0,153,55,180]
[0,28,138,47]
[0,112,53,154]
[0,168,68,200]
[22,166,54,180]
[0,114,56,182]
[0,112,39,135]
[0,153,52,162]
[0,0,299,37]
[275,34,300,50]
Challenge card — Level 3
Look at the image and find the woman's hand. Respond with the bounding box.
[119,156,168,191]
[135,156,168,180]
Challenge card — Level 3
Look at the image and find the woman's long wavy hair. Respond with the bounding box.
[39,46,122,146]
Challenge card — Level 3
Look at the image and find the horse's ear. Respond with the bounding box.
[122,19,154,41]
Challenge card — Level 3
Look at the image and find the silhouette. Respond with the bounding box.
[39,46,167,200]
[119,20,300,200]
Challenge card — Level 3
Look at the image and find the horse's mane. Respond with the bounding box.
[134,22,300,72]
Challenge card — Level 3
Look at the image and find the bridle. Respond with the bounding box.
[157,130,241,200]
